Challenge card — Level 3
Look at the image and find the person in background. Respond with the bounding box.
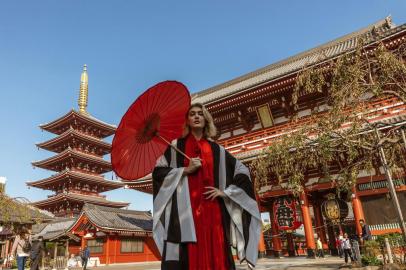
[10,228,31,270]
[302,243,307,256]
[359,219,372,244]
[295,242,300,256]
[81,246,90,270]
[316,237,324,258]
[67,254,78,268]
[30,236,44,270]
[342,233,354,264]
[336,235,343,258]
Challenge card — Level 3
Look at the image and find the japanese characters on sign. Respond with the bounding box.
[273,196,302,231]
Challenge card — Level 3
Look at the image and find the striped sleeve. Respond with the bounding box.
[223,149,261,267]
[152,146,172,200]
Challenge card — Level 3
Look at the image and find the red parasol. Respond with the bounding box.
[111,81,191,180]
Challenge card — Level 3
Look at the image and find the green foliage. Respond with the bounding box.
[364,240,381,257]
[0,193,44,228]
[361,254,382,266]
[252,42,406,195]
[376,232,405,247]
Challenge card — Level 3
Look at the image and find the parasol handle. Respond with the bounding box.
[157,134,191,161]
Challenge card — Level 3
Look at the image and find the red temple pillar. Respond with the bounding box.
[270,207,282,258]
[313,201,328,249]
[105,234,110,265]
[300,191,316,258]
[351,187,365,237]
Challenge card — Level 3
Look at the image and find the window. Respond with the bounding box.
[87,239,104,254]
[121,238,144,253]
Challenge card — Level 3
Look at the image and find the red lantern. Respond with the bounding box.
[273,196,302,231]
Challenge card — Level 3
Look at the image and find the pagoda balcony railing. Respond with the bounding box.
[219,97,405,152]
[48,191,106,198]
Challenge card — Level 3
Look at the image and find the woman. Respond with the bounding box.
[316,237,324,258]
[342,233,354,264]
[11,229,31,270]
[152,103,261,270]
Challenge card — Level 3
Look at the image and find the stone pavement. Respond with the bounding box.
[236,256,343,269]
[68,256,343,270]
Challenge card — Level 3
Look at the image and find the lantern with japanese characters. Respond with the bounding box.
[273,196,302,231]
[321,193,349,224]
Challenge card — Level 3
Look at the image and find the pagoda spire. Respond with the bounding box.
[78,64,89,114]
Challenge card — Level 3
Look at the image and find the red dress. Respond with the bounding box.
[184,135,229,270]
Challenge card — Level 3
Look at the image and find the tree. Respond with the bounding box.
[0,191,46,229]
[251,42,406,196]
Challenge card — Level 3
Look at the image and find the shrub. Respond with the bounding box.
[361,255,382,266]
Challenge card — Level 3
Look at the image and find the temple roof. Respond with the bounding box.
[31,192,129,208]
[73,204,152,233]
[33,218,80,241]
[36,128,111,155]
[32,149,112,173]
[39,110,116,138]
[27,170,124,191]
[192,17,404,105]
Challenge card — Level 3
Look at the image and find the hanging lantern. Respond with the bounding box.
[273,196,302,231]
[321,193,349,224]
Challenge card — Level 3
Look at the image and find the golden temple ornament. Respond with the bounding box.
[78,64,89,114]
[321,193,349,224]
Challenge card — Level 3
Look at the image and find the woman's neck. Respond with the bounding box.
[190,128,203,140]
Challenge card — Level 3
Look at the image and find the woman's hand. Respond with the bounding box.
[183,157,202,175]
[204,186,226,200]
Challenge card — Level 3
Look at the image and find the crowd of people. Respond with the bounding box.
[3,227,91,270]
[323,219,372,264]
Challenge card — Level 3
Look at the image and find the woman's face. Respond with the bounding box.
[187,106,206,131]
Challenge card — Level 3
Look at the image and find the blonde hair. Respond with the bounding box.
[183,103,217,139]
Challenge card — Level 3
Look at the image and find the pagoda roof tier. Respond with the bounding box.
[32,149,112,173]
[31,192,129,209]
[192,17,402,106]
[36,128,111,155]
[123,174,153,195]
[27,170,124,191]
[40,110,116,138]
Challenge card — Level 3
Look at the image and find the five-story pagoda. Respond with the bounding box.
[27,65,129,217]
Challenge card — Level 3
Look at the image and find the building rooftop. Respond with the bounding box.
[76,204,152,233]
[192,16,403,105]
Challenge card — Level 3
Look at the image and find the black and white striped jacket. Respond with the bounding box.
[152,138,261,269]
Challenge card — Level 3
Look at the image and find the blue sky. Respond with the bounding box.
[1,1,406,212]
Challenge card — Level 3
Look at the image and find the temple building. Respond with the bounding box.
[33,204,160,266]
[128,17,406,257]
[27,65,129,217]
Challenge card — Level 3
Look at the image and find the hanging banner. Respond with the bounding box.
[273,196,302,231]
